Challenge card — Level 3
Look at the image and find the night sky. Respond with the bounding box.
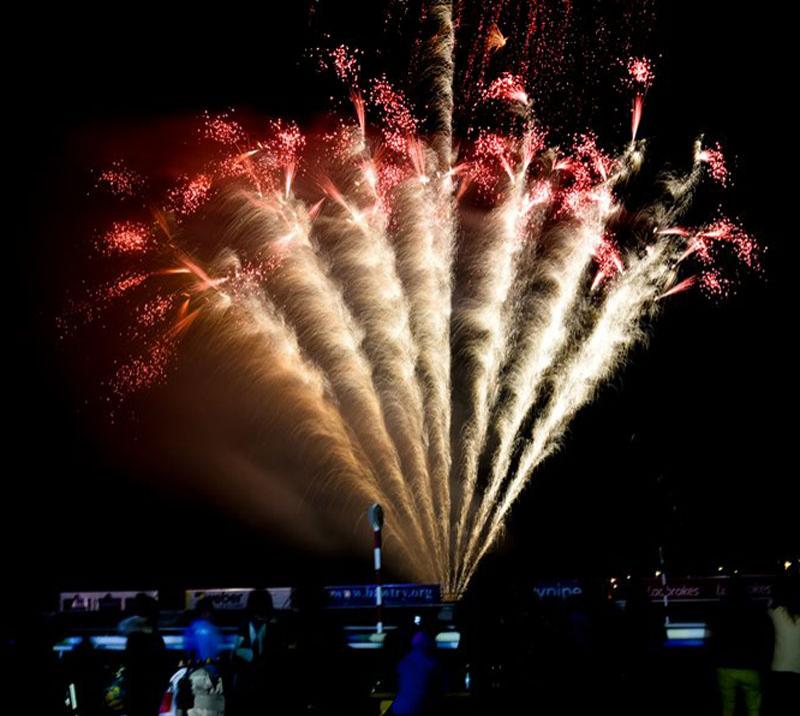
[8,1,797,600]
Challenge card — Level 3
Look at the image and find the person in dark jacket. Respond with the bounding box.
[710,578,772,716]
[122,594,168,716]
[230,589,281,715]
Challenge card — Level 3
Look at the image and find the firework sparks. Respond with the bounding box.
[481,73,530,105]
[95,161,144,198]
[100,221,153,255]
[202,110,247,146]
[697,142,730,186]
[628,56,654,141]
[68,1,757,594]
[167,174,213,216]
[627,56,655,88]
[486,23,508,52]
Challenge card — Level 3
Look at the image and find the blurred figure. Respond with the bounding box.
[66,636,105,716]
[169,662,225,716]
[526,593,572,715]
[230,588,282,715]
[710,578,772,716]
[561,580,617,714]
[167,597,227,716]
[389,630,444,716]
[767,577,800,715]
[619,581,664,716]
[458,567,518,709]
[122,593,168,716]
[291,583,350,714]
[237,589,275,664]
[7,604,69,714]
[184,597,223,663]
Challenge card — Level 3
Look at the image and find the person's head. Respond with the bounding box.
[246,589,274,620]
[130,593,158,625]
[772,577,800,619]
[625,580,652,613]
[723,576,749,608]
[291,582,326,614]
[410,629,435,655]
[195,596,216,621]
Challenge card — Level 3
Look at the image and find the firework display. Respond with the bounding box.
[63,0,760,595]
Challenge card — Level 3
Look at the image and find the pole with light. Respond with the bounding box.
[368,503,384,634]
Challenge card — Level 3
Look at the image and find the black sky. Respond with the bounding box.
[8,1,797,599]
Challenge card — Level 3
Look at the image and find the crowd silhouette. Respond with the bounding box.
[4,576,798,715]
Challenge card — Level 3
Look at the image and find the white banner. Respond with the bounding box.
[59,591,158,612]
[185,587,292,611]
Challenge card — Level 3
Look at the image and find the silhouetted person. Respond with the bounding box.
[620,581,663,716]
[501,579,538,709]
[67,636,105,716]
[767,577,800,715]
[230,589,283,715]
[526,593,572,715]
[710,578,772,716]
[562,580,617,714]
[290,582,349,715]
[459,568,518,709]
[122,594,168,716]
[389,630,445,716]
[7,605,69,714]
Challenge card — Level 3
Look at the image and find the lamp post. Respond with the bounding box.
[368,503,384,634]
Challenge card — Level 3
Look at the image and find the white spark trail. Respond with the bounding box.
[461,242,671,588]
[458,162,705,590]
[452,157,531,581]
[263,195,434,570]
